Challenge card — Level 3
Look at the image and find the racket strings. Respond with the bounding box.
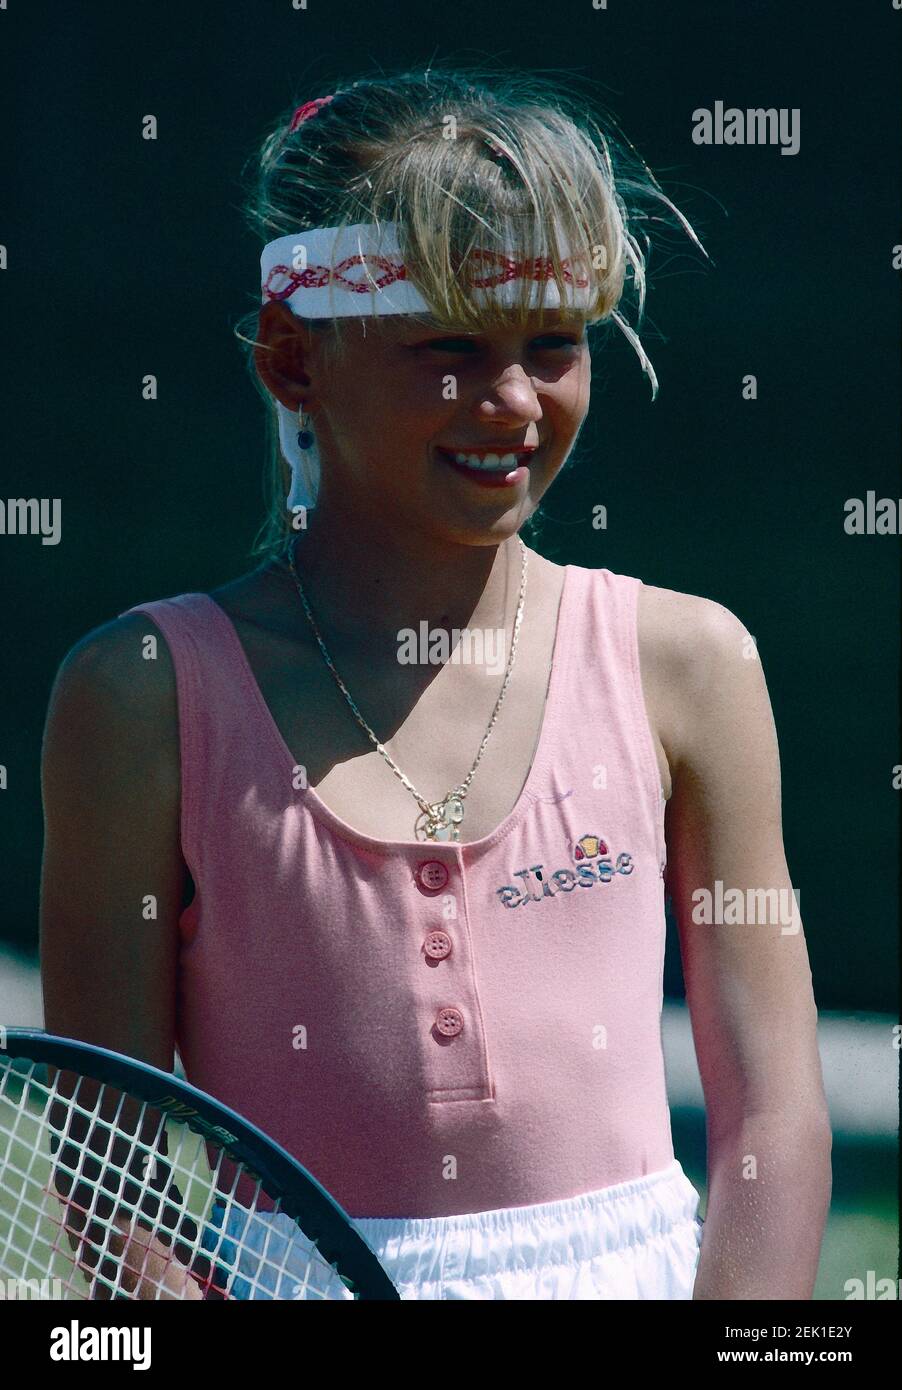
[1,1060,72,1295]
[0,1058,356,1300]
[48,1072,203,1299]
[1,1061,93,1299]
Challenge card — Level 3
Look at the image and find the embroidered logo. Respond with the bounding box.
[495,833,635,908]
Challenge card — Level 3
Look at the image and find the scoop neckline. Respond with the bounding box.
[200,562,575,857]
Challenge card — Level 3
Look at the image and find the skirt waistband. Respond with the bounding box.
[205,1160,703,1299]
[351,1159,701,1265]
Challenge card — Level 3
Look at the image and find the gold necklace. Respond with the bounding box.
[284,537,529,841]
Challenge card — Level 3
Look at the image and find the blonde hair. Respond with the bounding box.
[233,64,706,562]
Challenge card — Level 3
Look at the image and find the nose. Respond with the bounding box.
[472,363,543,427]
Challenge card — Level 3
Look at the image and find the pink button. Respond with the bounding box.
[435,1006,464,1037]
[424,930,453,960]
[415,860,449,892]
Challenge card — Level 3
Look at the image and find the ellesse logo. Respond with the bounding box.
[495,833,635,907]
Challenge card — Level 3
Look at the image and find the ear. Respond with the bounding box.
[253,302,314,410]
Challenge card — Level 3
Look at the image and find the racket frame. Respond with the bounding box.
[0,1027,400,1300]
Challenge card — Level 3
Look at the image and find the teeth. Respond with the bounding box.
[452,451,524,472]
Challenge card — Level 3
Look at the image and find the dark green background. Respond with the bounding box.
[0,1,898,1012]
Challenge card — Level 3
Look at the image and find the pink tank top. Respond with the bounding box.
[122,563,675,1218]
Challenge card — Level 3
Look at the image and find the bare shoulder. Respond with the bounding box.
[637,581,758,777]
[51,610,178,712]
[637,581,751,671]
[45,611,181,801]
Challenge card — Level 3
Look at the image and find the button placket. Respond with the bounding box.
[413,852,492,1102]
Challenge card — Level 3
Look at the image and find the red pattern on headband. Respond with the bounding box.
[288,96,334,133]
[263,248,590,302]
[463,250,590,290]
[263,254,409,301]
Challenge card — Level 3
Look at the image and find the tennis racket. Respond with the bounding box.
[0,1028,400,1301]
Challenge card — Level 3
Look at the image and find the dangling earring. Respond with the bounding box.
[297,404,315,450]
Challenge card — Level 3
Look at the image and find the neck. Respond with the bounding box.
[277,508,525,652]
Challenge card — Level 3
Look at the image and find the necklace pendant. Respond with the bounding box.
[415,795,465,842]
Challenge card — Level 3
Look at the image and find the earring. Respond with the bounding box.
[297,403,315,450]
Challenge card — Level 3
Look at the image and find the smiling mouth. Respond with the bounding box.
[435,447,538,473]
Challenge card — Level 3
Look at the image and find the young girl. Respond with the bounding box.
[39,67,831,1300]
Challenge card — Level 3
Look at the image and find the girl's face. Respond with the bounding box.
[258,303,592,544]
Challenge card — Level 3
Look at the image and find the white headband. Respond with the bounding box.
[260,221,593,511]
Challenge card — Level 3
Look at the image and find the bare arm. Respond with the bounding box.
[641,586,832,1300]
[40,614,203,1298]
[40,613,185,1063]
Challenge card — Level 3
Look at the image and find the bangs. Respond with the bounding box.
[310,107,627,336]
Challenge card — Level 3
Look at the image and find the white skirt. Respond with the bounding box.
[202,1159,704,1300]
